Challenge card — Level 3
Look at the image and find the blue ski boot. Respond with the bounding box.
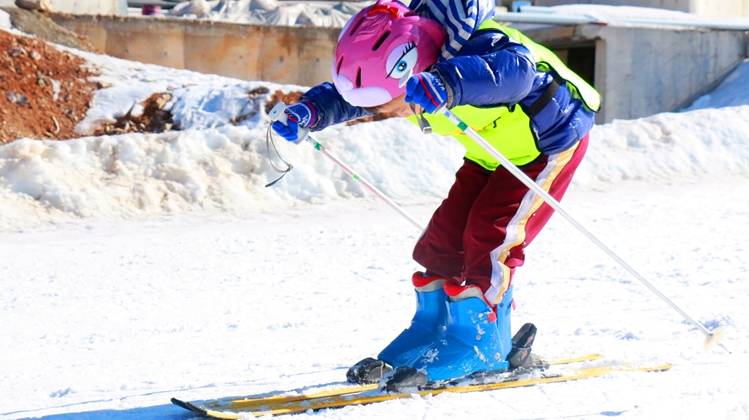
[386,283,514,388]
[346,272,449,384]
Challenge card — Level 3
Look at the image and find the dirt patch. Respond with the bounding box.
[265,89,304,114]
[90,86,397,137]
[94,86,276,136]
[233,86,271,124]
[93,92,175,136]
[0,29,96,143]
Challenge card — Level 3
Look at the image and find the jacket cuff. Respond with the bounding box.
[300,98,323,130]
[431,67,456,109]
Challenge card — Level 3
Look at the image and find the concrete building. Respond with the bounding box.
[534,0,749,18]
[520,22,748,122]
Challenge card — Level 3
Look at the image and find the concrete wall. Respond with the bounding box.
[51,15,340,87]
[534,0,749,17]
[52,14,748,122]
[579,25,747,122]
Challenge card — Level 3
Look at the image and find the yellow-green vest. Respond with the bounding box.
[409,20,601,171]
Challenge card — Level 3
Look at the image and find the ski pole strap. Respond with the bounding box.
[409,103,432,134]
[264,124,293,187]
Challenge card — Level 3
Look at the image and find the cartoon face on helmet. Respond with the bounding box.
[333,0,446,108]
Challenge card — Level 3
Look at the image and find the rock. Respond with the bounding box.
[8,47,26,58]
[151,92,173,110]
[248,86,271,97]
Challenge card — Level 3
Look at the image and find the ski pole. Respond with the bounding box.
[268,103,425,232]
[437,107,728,352]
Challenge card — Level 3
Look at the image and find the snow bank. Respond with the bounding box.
[524,4,749,29]
[168,0,365,27]
[0,120,462,229]
[685,60,749,111]
[2,49,749,229]
[579,106,749,187]
[3,105,749,229]
[76,51,292,135]
[547,4,700,21]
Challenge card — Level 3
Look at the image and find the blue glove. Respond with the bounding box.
[405,72,449,114]
[271,102,318,143]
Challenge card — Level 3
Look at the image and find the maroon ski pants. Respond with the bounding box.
[413,135,589,305]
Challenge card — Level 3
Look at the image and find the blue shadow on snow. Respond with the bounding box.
[30,403,193,420]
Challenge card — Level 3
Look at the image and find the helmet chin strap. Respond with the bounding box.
[264,123,294,187]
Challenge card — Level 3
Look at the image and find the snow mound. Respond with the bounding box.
[168,0,366,27]
[579,106,749,187]
[75,50,293,135]
[3,105,749,230]
[547,4,701,21]
[0,120,462,229]
[2,47,749,229]
[685,60,749,111]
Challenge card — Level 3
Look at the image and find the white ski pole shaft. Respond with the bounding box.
[303,135,425,231]
[439,107,726,351]
[268,103,425,232]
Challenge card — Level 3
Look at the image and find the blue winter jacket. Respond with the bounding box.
[301,27,595,157]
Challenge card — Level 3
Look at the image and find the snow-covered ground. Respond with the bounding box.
[2,31,749,420]
[2,176,748,420]
[542,4,708,21]
[162,1,749,30]
[167,0,366,27]
[685,60,749,111]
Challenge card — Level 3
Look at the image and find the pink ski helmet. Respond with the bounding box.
[333,0,446,107]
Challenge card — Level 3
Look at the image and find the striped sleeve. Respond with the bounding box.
[408,0,496,58]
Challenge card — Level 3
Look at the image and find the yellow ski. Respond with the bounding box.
[171,356,672,419]
[261,363,672,417]
[195,353,602,412]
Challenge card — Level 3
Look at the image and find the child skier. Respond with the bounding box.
[272,0,599,386]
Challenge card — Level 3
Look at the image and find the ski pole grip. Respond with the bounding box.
[268,102,309,143]
[268,102,289,124]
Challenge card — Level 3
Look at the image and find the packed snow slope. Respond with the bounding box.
[168,0,366,27]
[1,39,749,420]
[685,59,749,111]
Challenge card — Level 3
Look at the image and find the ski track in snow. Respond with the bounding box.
[1,176,748,419]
